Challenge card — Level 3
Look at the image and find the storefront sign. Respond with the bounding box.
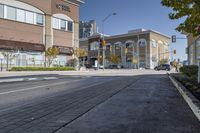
[56,4,70,12]
[55,46,73,55]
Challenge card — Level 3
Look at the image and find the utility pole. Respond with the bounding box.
[102,12,116,70]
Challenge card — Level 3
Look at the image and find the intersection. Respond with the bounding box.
[0,70,199,133]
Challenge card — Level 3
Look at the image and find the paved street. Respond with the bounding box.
[0,70,199,133]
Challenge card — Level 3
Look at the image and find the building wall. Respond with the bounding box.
[81,31,170,69]
[187,34,200,65]
[53,29,73,47]
[0,19,43,45]
[150,32,170,63]
[0,0,83,67]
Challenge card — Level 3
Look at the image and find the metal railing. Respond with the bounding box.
[0,58,68,71]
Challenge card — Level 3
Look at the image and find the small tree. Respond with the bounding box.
[74,48,88,67]
[109,55,120,65]
[45,47,59,67]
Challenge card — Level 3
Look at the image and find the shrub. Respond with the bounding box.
[179,65,198,81]
[10,67,75,71]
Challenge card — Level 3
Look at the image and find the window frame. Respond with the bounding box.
[0,4,4,18]
[6,6,16,21]
[36,13,43,25]
[16,8,25,22]
[68,21,73,32]
[60,19,66,31]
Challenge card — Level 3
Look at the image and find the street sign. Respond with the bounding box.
[171,35,176,43]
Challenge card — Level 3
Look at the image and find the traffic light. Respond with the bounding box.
[173,50,176,55]
[171,35,176,43]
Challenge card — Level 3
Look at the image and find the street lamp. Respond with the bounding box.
[102,12,117,70]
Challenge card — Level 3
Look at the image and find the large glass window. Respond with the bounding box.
[0,4,4,18]
[7,6,16,20]
[60,20,66,30]
[36,13,43,25]
[152,41,157,48]
[53,18,59,29]
[68,21,73,31]
[25,11,34,24]
[17,9,25,22]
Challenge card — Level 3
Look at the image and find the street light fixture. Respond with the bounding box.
[101,12,117,70]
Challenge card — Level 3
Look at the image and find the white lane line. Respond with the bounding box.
[0,78,24,83]
[0,80,79,95]
[27,78,38,81]
[43,77,58,80]
[0,77,118,96]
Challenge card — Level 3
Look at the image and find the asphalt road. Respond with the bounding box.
[0,71,199,133]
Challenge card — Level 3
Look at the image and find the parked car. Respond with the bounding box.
[108,65,121,69]
[99,65,104,69]
[154,64,171,71]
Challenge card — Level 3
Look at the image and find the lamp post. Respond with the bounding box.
[102,12,116,70]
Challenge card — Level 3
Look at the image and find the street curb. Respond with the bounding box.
[0,77,58,83]
[168,74,200,121]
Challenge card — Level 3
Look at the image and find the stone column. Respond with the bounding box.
[44,14,53,49]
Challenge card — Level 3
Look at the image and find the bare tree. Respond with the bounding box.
[1,51,16,70]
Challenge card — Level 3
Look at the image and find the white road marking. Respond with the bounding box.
[43,77,58,80]
[0,78,24,83]
[0,77,118,95]
[27,78,38,81]
[0,80,78,95]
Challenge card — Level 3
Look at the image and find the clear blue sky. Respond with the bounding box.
[80,0,187,61]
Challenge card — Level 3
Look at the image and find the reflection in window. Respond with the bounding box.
[0,4,4,18]
[53,18,59,29]
[68,21,73,31]
[61,20,66,30]
[36,13,43,25]
[7,6,16,20]
[17,9,25,22]
[25,11,34,24]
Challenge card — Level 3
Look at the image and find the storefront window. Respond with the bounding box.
[68,21,73,31]
[7,6,16,20]
[36,13,43,25]
[61,20,66,30]
[25,11,34,24]
[17,9,25,22]
[0,4,4,18]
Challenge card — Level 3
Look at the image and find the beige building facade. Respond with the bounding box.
[80,29,170,69]
[0,0,83,67]
[186,34,200,65]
